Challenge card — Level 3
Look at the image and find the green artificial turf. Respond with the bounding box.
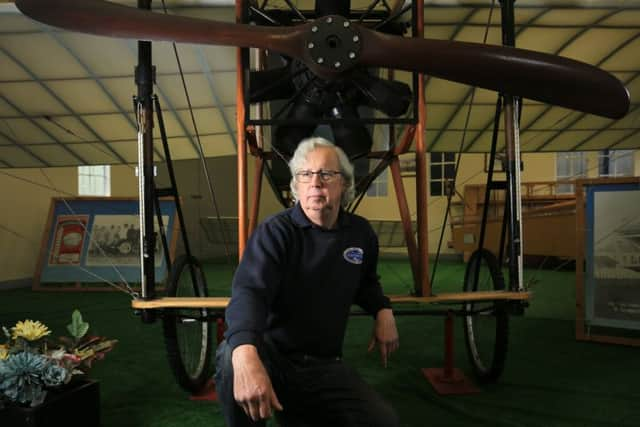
[1,259,638,427]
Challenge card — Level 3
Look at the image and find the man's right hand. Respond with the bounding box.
[231,344,283,421]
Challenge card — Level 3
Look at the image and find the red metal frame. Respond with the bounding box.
[422,311,480,394]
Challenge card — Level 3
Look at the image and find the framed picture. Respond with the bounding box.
[34,197,178,291]
[576,178,640,346]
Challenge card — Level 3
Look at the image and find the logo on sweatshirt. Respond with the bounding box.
[343,247,364,265]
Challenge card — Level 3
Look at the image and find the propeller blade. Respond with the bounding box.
[359,28,630,119]
[17,1,629,119]
[15,0,305,58]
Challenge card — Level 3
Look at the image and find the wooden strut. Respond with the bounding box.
[390,126,419,287]
[415,0,429,297]
[246,129,264,236]
[236,0,248,260]
[131,290,531,309]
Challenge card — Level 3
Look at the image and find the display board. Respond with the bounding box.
[34,197,177,291]
[576,178,640,346]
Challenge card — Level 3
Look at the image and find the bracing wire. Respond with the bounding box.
[160,0,233,266]
[0,171,139,297]
[430,0,497,287]
[0,117,139,297]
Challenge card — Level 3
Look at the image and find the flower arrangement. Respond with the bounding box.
[0,309,117,408]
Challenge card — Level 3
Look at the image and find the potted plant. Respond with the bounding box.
[0,310,117,427]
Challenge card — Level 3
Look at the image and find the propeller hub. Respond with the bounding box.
[305,15,361,78]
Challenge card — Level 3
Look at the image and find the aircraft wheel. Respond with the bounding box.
[462,248,509,383]
[162,254,213,392]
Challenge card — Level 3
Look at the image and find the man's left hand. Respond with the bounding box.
[368,308,399,367]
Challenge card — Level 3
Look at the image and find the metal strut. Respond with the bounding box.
[475,0,525,295]
[134,0,202,322]
[499,0,525,292]
[135,0,156,309]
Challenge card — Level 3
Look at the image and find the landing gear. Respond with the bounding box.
[162,255,213,392]
[463,249,509,383]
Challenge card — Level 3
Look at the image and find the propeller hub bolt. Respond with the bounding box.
[305,15,361,75]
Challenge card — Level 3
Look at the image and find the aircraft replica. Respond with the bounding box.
[16,0,630,393]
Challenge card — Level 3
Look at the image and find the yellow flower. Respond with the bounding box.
[11,319,52,341]
[0,344,8,360]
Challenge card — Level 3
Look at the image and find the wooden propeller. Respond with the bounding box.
[16,0,630,119]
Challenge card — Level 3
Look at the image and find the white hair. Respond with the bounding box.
[288,137,355,208]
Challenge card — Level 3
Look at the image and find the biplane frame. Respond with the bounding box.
[130,0,531,392]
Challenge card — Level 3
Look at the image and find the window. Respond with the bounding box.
[366,163,388,197]
[429,152,455,196]
[598,149,634,177]
[78,165,111,196]
[556,152,586,194]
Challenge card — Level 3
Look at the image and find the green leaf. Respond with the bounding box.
[67,309,90,339]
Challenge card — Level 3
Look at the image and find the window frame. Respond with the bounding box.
[78,165,111,197]
[429,152,456,197]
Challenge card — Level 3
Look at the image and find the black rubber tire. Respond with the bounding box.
[162,254,213,392]
[462,248,509,383]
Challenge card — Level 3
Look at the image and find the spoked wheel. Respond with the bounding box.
[463,248,509,383]
[162,254,213,392]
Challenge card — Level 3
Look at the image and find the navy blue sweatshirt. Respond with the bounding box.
[225,203,391,358]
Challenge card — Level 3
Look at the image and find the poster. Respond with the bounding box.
[37,198,177,286]
[48,215,89,265]
[586,185,640,330]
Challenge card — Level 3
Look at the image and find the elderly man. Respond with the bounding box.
[215,137,400,427]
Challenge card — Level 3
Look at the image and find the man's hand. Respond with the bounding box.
[231,344,283,421]
[368,308,399,367]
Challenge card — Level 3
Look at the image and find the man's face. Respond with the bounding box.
[295,147,345,218]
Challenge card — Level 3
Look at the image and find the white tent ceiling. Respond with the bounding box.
[0,0,639,168]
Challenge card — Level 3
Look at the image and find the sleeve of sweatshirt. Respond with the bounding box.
[354,219,391,317]
[224,217,288,351]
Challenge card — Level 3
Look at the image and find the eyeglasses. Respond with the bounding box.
[294,169,343,183]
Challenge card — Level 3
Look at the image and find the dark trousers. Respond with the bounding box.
[215,339,399,427]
